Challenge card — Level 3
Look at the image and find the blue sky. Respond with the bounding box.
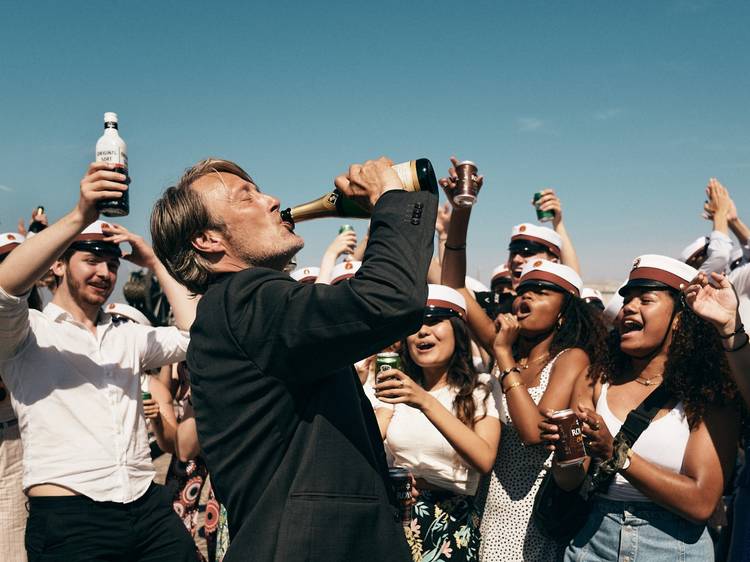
[1,1,749,293]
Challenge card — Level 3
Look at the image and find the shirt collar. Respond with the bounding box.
[43,302,112,327]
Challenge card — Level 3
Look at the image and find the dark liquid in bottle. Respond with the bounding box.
[97,166,130,217]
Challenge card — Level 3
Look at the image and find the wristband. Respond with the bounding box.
[719,323,745,339]
[725,332,750,353]
[444,243,466,251]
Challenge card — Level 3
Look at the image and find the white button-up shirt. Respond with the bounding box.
[0,285,189,503]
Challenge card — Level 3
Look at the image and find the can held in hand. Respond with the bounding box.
[388,467,412,526]
[551,409,586,466]
[338,224,354,234]
[141,391,152,401]
[376,352,402,380]
[534,191,555,222]
[454,161,479,208]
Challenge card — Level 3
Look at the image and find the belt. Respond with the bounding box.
[0,418,19,430]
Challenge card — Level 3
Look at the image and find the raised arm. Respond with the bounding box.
[103,223,198,331]
[685,271,750,407]
[534,188,581,275]
[315,229,357,285]
[227,189,438,379]
[700,179,732,274]
[437,158,496,353]
[0,162,127,296]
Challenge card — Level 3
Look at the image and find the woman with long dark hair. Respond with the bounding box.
[541,255,740,561]
[374,285,501,562]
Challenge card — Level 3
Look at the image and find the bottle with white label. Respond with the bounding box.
[95,112,129,217]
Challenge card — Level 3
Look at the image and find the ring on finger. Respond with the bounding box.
[590,421,600,431]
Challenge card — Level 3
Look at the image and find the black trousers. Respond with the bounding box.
[25,483,198,562]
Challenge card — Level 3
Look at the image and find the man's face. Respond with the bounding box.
[507,249,559,288]
[57,251,119,307]
[193,172,304,271]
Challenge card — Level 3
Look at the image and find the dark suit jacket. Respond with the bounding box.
[188,190,437,562]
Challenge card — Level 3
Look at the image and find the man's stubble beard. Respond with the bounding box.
[233,232,305,272]
[65,272,113,307]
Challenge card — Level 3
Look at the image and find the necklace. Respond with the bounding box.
[517,353,550,370]
[634,374,662,386]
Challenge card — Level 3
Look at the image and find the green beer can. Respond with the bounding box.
[376,352,402,378]
[534,192,555,222]
[339,224,354,234]
[142,391,152,401]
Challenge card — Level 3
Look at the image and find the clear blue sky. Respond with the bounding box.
[1,1,749,293]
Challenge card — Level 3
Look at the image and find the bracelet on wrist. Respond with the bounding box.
[444,243,466,251]
[719,323,745,339]
[500,366,521,385]
[503,381,525,395]
[725,332,750,353]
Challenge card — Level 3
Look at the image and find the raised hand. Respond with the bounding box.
[102,223,158,269]
[532,188,563,227]
[77,162,129,225]
[438,156,484,208]
[325,230,357,261]
[334,157,401,208]
[684,271,740,336]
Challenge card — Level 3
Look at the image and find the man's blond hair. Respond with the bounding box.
[150,159,254,294]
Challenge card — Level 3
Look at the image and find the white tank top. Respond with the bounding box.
[596,383,691,502]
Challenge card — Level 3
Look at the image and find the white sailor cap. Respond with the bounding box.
[679,236,709,263]
[620,254,698,295]
[70,220,122,257]
[331,260,362,285]
[490,264,512,287]
[509,223,562,258]
[290,266,320,283]
[517,259,582,297]
[0,232,25,258]
[425,284,467,320]
[603,281,626,327]
[105,302,152,326]
[465,276,489,294]
[581,287,605,310]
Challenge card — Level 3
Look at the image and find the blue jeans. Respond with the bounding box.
[564,497,713,562]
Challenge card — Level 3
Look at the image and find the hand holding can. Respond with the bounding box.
[388,467,413,526]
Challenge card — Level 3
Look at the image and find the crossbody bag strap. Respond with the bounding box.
[617,384,671,446]
[582,384,672,498]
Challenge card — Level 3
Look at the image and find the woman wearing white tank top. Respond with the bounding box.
[541,255,740,562]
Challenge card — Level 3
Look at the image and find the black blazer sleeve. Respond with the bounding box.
[224,189,437,381]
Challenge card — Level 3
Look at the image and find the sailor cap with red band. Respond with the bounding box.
[106,303,152,326]
[465,276,489,294]
[509,223,562,258]
[290,266,320,283]
[517,259,582,297]
[70,220,122,257]
[330,260,362,285]
[679,236,709,263]
[0,232,25,258]
[424,284,467,321]
[490,264,512,287]
[619,254,698,295]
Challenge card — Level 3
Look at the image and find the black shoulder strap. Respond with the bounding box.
[616,384,671,448]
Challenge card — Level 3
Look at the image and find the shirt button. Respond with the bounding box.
[411,219,420,225]
[415,203,424,209]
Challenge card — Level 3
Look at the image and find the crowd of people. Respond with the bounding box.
[0,155,749,562]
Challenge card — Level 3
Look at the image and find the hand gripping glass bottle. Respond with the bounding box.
[95,112,130,217]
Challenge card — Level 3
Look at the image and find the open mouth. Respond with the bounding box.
[512,269,523,279]
[621,319,644,334]
[415,342,435,351]
[516,302,531,318]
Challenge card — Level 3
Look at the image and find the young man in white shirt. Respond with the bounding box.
[0,162,199,561]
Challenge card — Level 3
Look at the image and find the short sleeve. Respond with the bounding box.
[474,373,502,420]
[140,326,190,371]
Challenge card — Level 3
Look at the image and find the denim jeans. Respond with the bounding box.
[564,497,713,562]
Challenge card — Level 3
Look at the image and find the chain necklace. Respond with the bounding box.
[517,353,550,370]
[634,374,662,386]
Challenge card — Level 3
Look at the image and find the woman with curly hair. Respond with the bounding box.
[373,285,502,562]
[438,162,608,561]
[541,255,740,562]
